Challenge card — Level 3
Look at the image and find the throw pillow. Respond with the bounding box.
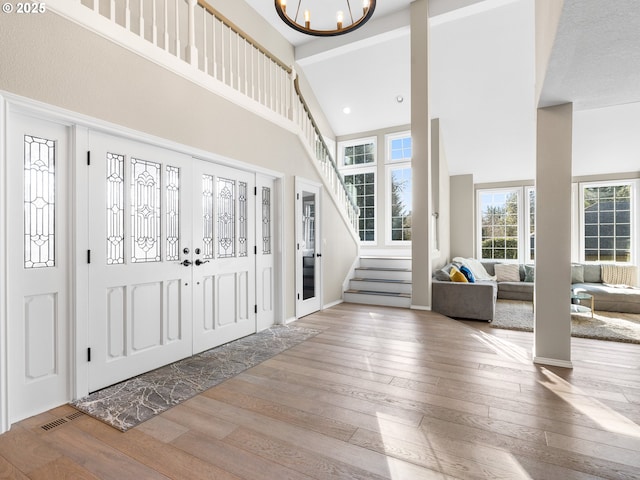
[449,266,468,283]
[571,264,584,284]
[524,264,535,283]
[494,263,520,282]
[434,263,454,281]
[459,265,476,283]
[453,257,495,281]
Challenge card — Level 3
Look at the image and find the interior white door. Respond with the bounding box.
[256,174,276,331]
[7,113,71,422]
[296,179,322,318]
[192,160,256,354]
[87,132,194,392]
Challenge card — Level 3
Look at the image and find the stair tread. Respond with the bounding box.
[345,289,411,298]
[352,278,412,284]
[356,267,411,272]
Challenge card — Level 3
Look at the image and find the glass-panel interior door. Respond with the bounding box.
[296,178,322,318]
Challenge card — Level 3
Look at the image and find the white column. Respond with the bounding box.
[534,103,573,368]
[410,0,432,309]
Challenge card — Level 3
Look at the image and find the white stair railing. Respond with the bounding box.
[50,0,359,231]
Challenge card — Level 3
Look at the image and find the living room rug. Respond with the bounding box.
[491,300,640,344]
[71,325,319,431]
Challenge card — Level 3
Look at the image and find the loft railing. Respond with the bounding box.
[48,0,359,232]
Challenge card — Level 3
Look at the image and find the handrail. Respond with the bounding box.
[293,77,359,213]
[197,1,292,74]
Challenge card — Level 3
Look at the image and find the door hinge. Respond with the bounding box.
[254,304,258,314]
[87,348,91,362]
[87,151,91,166]
[297,243,300,250]
[297,193,300,200]
[87,250,91,264]
[297,293,300,300]
[254,186,257,196]
[254,246,257,255]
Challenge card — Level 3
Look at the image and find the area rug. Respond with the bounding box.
[71,325,319,431]
[491,300,640,344]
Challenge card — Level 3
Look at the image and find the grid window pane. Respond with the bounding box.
[390,167,412,241]
[479,190,519,261]
[583,184,632,263]
[390,135,412,161]
[344,172,375,242]
[343,142,375,166]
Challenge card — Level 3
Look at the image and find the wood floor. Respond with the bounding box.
[1,303,639,479]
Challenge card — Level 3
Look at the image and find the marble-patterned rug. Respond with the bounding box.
[71,325,319,431]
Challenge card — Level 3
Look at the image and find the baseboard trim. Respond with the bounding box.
[282,316,298,325]
[533,356,574,369]
[410,305,432,311]
[324,299,343,309]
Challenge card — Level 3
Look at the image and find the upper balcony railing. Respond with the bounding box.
[48,0,359,232]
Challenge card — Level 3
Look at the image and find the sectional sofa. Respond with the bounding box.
[432,260,640,321]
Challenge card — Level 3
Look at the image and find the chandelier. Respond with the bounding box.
[275,0,376,37]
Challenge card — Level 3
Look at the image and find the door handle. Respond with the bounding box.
[195,259,210,266]
[316,253,322,257]
[182,259,192,267]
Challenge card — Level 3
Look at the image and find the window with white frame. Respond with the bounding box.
[339,137,376,167]
[526,187,536,262]
[581,181,633,263]
[338,137,377,243]
[385,132,412,243]
[344,170,376,242]
[478,188,520,260]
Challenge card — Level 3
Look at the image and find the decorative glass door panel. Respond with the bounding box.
[296,179,322,318]
[87,132,193,392]
[192,161,256,354]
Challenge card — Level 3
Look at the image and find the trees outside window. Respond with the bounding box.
[479,189,519,260]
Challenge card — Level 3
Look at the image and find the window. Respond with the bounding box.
[389,136,412,161]
[478,189,520,260]
[526,187,536,262]
[582,182,633,263]
[389,166,412,242]
[344,171,376,242]
[339,137,376,167]
[338,137,378,243]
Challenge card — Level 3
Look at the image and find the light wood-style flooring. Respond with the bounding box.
[1,303,639,479]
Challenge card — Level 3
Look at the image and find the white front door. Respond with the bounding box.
[296,178,322,318]
[87,132,194,392]
[192,161,256,354]
[7,114,71,422]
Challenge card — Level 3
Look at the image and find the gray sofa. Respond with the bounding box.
[432,261,640,321]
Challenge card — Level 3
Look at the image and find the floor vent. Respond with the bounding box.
[41,418,68,431]
[40,411,85,431]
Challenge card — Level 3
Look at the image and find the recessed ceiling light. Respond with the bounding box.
[396,95,404,103]
[343,107,351,114]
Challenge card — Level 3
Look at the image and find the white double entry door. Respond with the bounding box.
[87,132,274,392]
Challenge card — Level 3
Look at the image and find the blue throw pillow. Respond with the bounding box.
[459,265,476,283]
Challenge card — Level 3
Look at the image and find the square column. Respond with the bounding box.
[534,103,573,368]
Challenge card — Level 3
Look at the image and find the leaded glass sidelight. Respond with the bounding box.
[24,135,56,268]
[262,187,271,255]
[202,174,214,260]
[238,181,247,257]
[217,177,235,258]
[166,165,180,261]
[106,153,125,265]
[131,158,161,263]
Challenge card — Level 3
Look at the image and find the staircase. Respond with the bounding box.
[344,257,412,308]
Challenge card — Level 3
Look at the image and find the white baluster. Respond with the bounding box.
[110,0,115,21]
[221,24,226,84]
[93,0,99,12]
[175,0,181,58]
[236,32,241,93]
[185,0,197,66]
[152,0,158,45]
[212,18,218,79]
[163,0,169,51]
[202,9,208,74]
[125,0,131,30]
[139,0,145,38]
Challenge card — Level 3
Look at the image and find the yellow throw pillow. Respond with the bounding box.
[449,266,468,283]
